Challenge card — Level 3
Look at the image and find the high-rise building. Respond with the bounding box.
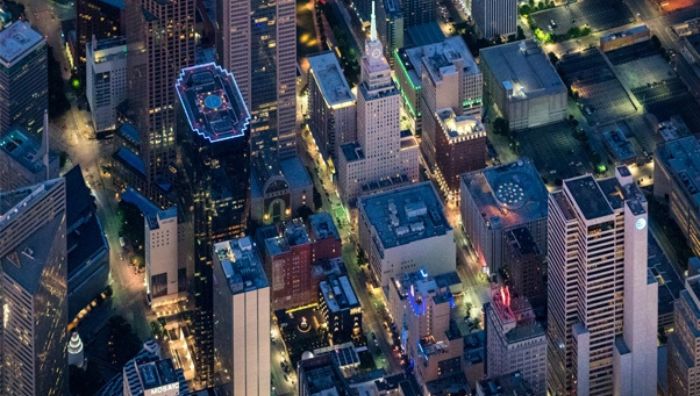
[212,236,271,396]
[145,206,184,306]
[471,0,517,39]
[401,0,436,27]
[0,21,48,136]
[65,165,109,319]
[86,36,127,134]
[124,0,195,195]
[668,264,700,395]
[217,0,296,157]
[0,124,57,191]
[479,40,567,131]
[0,178,67,395]
[307,51,356,163]
[175,62,251,387]
[460,159,548,274]
[337,7,419,203]
[502,227,546,305]
[484,285,546,395]
[76,0,122,69]
[418,36,482,170]
[377,0,404,62]
[395,36,481,134]
[654,135,700,257]
[358,182,455,288]
[546,167,657,395]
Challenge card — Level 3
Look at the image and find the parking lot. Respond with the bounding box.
[515,122,593,183]
[558,48,638,124]
[531,0,634,35]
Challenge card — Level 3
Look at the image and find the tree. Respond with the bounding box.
[493,117,510,136]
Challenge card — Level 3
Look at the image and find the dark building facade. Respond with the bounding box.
[76,0,122,72]
[401,0,435,27]
[175,63,251,387]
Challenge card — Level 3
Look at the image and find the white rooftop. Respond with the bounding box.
[0,21,44,68]
[308,51,355,108]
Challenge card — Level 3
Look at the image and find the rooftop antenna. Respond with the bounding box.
[370,0,378,42]
[42,110,49,180]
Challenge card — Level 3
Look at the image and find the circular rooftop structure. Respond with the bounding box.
[492,172,531,210]
[204,94,223,110]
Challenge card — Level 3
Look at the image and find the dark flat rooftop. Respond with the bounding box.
[564,175,613,220]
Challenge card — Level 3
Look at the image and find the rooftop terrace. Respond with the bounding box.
[462,158,548,229]
[479,40,565,100]
[359,182,450,249]
[0,21,44,68]
[308,51,355,109]
[175,63,250,143]
[214,236,268,295]
[436,108,486,142]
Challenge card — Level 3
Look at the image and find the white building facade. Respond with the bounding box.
[86,36,127,133]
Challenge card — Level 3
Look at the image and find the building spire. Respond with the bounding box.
[370,0,378,42]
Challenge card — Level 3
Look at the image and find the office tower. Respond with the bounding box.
[395,36,481,134]
[259,218,314,309]
[471,0,517,39]
[145,207,184,306]
[377,0,404,61]
[484,285,546,395]
[387,269,466,388]
[307,51,356,163]
[76,0,122,69]
[0,21,48,136]
[319,274,363,344]
[124,0,195,195]
[418,36,483,182]
[175,63,251,387]
[337,6,419,203]
[86,36,127,134]
[668,265,700,395]
[0,124,58,191]
[547,167,657,395]
[99,340,189,395]
[654,136,700,256]
[460,159,548,274]
[308,212,342,262]
[433,109,486,194]
[217,0,296,157]
[358,182,455,288]
[401,0,436,27]
[479,40,567,131]
[212,236,271,396]
[65,165,109,319]
[502,227,546,305]
[0,178,67,395]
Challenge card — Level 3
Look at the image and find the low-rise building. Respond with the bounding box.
[308,212,342,262]
[319,274,362,344]
[600,24,650,52]
[460,159,548,273]
[358,182,455,288]
[479,40,567,131]
[477,371,534,396]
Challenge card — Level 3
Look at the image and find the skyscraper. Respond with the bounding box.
[401,0,436,27]
[86,36,128,134]
[124,0,195,195]
[0,178,67,395]
[337,4,419,203]
[546,167,657,395]
[76,0,122,71]
[217,0,297,157]
[212,236,271,396]
[471,0,517,39]
[0,21,48,136]
[175,62,251,387]
[667,259,700,396]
